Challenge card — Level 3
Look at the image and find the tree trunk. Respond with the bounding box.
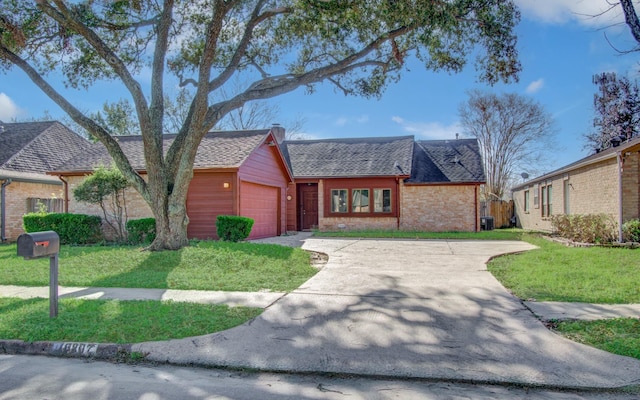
[146,178,190,251]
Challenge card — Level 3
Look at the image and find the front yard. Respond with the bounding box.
[0,240,316,344]
[487,233,640,360]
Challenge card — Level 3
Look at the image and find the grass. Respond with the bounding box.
[316,228,525,240]
[554,318,640,360]
[488,234,640,304]
[0,297,262,344]
[0,240,317,292]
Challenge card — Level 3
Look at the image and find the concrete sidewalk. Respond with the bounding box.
[2,284,639,321]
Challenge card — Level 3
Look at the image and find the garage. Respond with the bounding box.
[240,181,279,239]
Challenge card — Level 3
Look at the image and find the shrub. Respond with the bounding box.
[623,219,640,242]
[551,214,617,244]
[23,213,102,245]
[216,215,254,242]
[126,218,156,245]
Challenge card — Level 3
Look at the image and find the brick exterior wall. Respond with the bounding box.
[65,175,153,239]
[2,180,63,241]
[399,183,479,232]
[514,151,640,232]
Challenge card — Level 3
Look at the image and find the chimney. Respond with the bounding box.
[271,123,285,143]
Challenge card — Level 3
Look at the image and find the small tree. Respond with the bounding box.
[73,166,130,242]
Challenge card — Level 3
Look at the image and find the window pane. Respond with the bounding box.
[524,190,529,212]
[374,189,391,212]
[331,189,347,213]
[352,189,370,212]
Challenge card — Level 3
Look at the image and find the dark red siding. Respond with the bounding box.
[238,138,291,237]
[186,171,235,239]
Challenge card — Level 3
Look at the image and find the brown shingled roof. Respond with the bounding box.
[54,130,271,173]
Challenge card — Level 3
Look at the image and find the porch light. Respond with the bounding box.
[223,182,230,189]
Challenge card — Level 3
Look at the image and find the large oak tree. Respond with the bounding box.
[0,0,521,249]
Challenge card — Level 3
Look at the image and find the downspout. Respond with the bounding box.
[475,185,479,232]
[618,151,624,243]
[1,179,12,242]
[58,176,69,213]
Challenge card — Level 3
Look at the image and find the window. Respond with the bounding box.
[331,189,348,213]
[352,189,370,212]
[533,184,539,208]
[26,198,63,213]
[541,185,552,217]
[374,189,392,213]
[524,190,530,212]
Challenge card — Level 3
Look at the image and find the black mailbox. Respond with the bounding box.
[17,231,60,259]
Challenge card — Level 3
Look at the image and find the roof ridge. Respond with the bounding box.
[284,134,414,144]
[0,121,57,169]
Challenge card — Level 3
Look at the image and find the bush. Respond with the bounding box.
[23,213,102,245]
[623,219,640,242]
[126,218,156,245]
[216,215,254,242]
[551,214,617,244]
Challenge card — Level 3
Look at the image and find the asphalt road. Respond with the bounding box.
[0,355,637,400]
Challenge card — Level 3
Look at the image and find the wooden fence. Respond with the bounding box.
[480,200,514,229]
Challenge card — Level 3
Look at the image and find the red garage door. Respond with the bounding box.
[240,182,279,239]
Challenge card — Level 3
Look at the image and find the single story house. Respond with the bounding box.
[0,121,89,241]
[49,125,486,240]
[281,135,486,232]
[51,127,293,240]
[512,136,640,235]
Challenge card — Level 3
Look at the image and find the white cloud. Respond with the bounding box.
[392,116,462,140]
[0,93,23,121]
[334,114,369,127]
[334,117,348,127]
[515,0,625,27]
[526,78,545,94]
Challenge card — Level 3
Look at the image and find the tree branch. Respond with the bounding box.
[38,0,151,128]
[620,0,640,46]
[0,45,148,198]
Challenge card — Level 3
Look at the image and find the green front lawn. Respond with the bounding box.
[0,297,261,344]
[0,240,317,292]
[554,318,640,360]
[488,234,640,304]
[317,228,525,240]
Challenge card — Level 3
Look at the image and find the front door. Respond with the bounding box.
[299,184,318,230]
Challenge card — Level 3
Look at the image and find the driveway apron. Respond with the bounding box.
[135,238,640,389]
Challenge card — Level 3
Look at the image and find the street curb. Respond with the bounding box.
[0,339,132,361]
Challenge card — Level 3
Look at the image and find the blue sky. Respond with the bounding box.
[1,0,639,176]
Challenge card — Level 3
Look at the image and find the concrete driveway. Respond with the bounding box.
[136,238,640,389]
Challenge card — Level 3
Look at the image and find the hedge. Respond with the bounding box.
[23,213,102,245]
[216,215,254,242]
[126,218,156,245]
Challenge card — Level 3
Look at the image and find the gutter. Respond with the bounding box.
[1,179,12,242]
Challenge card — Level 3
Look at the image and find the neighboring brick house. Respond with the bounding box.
[0,121,89,241]
[52,128,293,240]
[281,136,485,232]
[512,137,640,235]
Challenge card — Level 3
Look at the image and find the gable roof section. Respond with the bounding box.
[406,139,485,184]
[54,129,273,173]
[512,136,640,191]
[0,121,89,176]
[282,135,414,178]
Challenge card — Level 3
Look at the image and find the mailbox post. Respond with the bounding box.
[17,231,61,318]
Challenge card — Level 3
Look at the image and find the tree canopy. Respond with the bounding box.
[586,72,640,152]
[459,90,555,200]
[0,0,521,249]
